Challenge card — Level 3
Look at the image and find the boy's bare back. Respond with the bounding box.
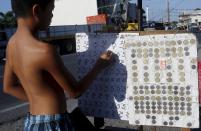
[5,29,67,115]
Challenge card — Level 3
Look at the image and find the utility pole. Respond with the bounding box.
[167,0,170,23]
[146,6,149,23]
[138,0,143,31]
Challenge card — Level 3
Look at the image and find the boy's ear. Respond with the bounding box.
[32,4,41,19]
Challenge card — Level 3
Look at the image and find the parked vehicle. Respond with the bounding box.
[187,23,201,32]
[0,31,7,48]
[143,22,165,30]
[0,31,8,61]
[189,26,200,32]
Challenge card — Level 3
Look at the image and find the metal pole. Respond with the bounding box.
[138,0,143,31]
[146,6,149,23]
[167,0,170,23]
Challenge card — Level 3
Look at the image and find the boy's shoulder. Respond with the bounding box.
[38,41,57,56]
[7,34,57,61]
[38,40,54,50]
[8,34,54,51]
[35,41,60,64]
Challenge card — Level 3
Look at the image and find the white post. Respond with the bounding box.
[167,0,170,23]
[146,6,149,22]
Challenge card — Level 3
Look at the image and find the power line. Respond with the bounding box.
[165,0,185,21]
[150,0,185,21]
[173,9,197,11]
[170,0,185,11]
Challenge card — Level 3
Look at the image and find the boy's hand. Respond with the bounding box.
[94,50,114,71]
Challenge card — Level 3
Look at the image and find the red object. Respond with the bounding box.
[86,14,107,25]
[198,61,201,103]
[159,59,166,70]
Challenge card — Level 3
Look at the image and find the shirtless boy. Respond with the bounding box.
[3,0,114,130]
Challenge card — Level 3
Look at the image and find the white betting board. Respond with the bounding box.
[125,33,199,128]
[75,33,200,128]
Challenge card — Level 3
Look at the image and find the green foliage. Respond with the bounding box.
[195,8,201,10]
[0,11,17,29]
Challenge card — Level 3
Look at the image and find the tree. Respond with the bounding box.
[195,8,201,11]
[0,11,17,29]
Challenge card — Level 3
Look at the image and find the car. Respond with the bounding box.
[143,22,165,30]
[189,26,200,33]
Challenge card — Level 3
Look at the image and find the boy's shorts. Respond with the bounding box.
[24,112,75,131]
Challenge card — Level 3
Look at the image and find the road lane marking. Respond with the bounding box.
[0,103,28,113]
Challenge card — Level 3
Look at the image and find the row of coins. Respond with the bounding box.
[132,90,191,96]
[133,101,192,115]
[131,47,190,54]
[133,85,191,90]
[130,52,191,59]
[133,101,192,108]
[145,115,181,122]
[131,68,196,82]
[132,76,186,83]
[134,64,189,70]
[163,121,192,127]
[134,104,192,112]
[131,39,196,47]
[134,109,192,116]
[132,60,190,68]
[132,86,191,93]
[135,119,193,127]
[132,96,192,102]
[131,58,195,65]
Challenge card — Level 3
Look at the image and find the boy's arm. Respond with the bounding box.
[3,57,28,101]
[43,46,113,98]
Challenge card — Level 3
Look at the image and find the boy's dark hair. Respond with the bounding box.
[11,0,53,18]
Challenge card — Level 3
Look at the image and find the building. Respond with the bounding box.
[178,9,201,28]
[51,0,98,26]
[97,1,144,24]
[97,0,129,22]
[51,0,140,26]
[127,3,138,22]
